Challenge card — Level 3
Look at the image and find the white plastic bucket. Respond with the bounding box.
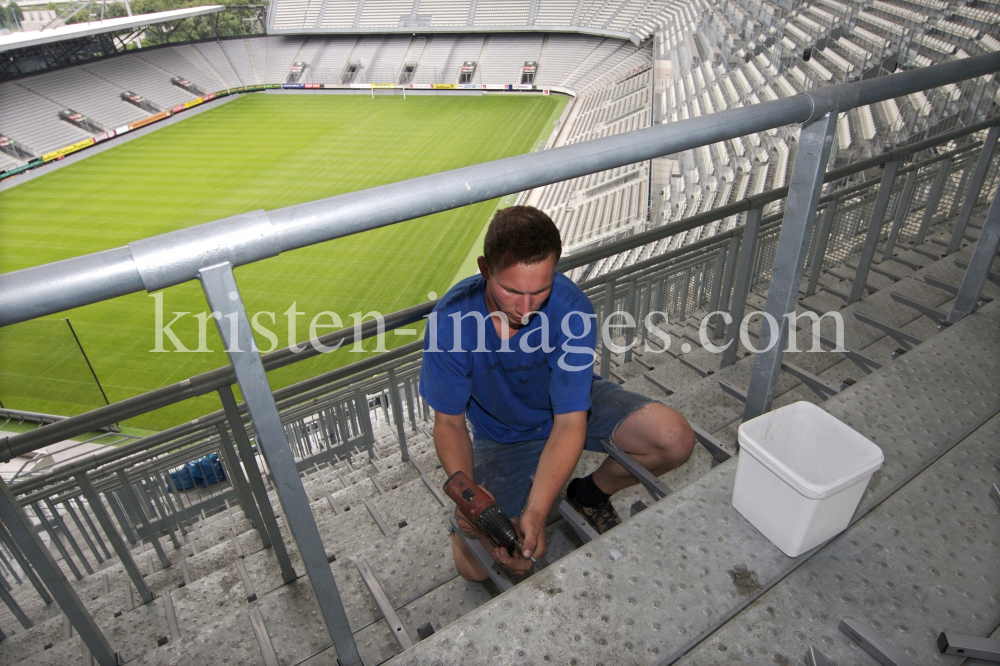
[732,401,884,557]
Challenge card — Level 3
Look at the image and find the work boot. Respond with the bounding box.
[566,484,622,534]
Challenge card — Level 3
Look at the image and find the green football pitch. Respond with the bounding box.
[0,92,566,432]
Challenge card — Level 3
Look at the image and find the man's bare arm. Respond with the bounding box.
[514,410,587,560]
[432,410,474,480]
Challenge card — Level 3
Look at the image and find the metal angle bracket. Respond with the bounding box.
[780,360,840,400]
[937,631,1000,660]
[804,645,833,666]
[818,335,882,374]
[556,499,600,544]
[889,292,951,325]
[922,275,993,303]
[886,255,924,271]
[632,355,654,371]
[363,499,392,537]
[410,457,447,506]
[853,312,923,350]
[354,558,414,650]
[601,439,672,501]
[448,515,512,591]
[677,353,714,378]
[248,608,280,666]
[718,379,748,404]
[642,373,673,396]
[368,473,386,496]
[236,558,257,603]
[839,617,918,666]
[689,422,732,463]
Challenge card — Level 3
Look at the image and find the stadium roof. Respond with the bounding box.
[0,5,226,53]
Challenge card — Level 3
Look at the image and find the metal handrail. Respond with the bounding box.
[1,51,998,329]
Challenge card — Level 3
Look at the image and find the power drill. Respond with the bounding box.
[443,471,536,563]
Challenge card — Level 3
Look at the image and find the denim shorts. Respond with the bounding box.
[471,378,656,519]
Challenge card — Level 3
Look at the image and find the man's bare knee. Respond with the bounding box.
[663,414,695,467]
[452,532,489,582]
[636,403,696,469]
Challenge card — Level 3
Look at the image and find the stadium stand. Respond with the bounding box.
[0,33,649,159]
[16,69,147,131]
[0,82,93,156]
[270,0,666,39]
[81,55,198,110]
[477,35,543,83]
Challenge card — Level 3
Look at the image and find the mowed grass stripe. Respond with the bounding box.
[0,93,561,430]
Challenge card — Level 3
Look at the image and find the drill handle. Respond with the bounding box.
[443,470,496,524]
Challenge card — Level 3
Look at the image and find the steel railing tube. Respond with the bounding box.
[0,247,143,329]
[0,302,432,461]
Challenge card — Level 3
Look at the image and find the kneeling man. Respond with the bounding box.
[419,206,694,580]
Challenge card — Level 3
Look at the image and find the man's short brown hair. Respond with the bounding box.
[482,205,562,271]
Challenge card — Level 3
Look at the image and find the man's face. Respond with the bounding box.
[478,254,557,329]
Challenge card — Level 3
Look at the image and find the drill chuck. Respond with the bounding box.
[475,505,520,550]
[444,471,521,550]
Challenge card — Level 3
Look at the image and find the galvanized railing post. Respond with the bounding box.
[948,158,974,218]
[623,278,637,363]
[678,268,691,321]
[75,472,154,604]
[639,276,653,346]
[0,522,51,604]
[0,574,30,628]
[403,377,417,430]
[215,423,267,540]
[140,479,181,551]
[60,498,104,565]
[721,206,763,368]
[43,498,93,575]
[714,236,740,340]
[947,126,1000,254]
[806,200,838,297]
[73,496,112,561]
[0,480,118,666]
[153,473,188,538]
[216,389,296,584]
[107,489,138,545]
[599,277,616,378]
[115,470,170,569]
[31,502,83,580]
[0,540,22,586]
[948,185,1000,323]
[881,169,919,261]
[385,367,409,461]
[353,388,375,457]
[914,157,951,244]
[198,262,361,666]
[744,112,839,422]
[705,248,727,331]
[696,261,709,307]
[849,158,901,304]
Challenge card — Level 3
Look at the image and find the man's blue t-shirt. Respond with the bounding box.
[419,272,597,444]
